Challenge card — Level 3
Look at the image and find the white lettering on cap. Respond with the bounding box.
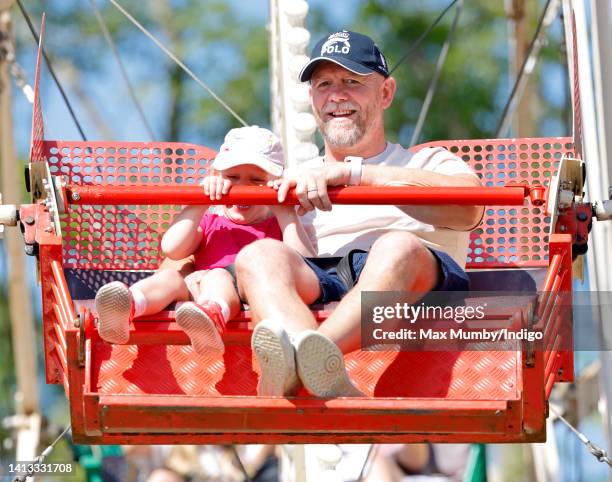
[321,37,351,56]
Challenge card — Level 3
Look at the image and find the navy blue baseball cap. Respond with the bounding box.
[299,30,389,82]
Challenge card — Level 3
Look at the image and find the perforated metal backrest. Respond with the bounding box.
[46,137,573,271]
[414,137,573,269]
[46,141,215,270]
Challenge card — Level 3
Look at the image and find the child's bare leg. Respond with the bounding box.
[96,269,189,344]
[176,268,239,354]
[131,269,191,315]
[195,268,241,319]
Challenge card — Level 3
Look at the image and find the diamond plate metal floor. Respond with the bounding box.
[92,339,519,400]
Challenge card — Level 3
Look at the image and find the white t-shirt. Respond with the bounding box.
[301,142,479,268]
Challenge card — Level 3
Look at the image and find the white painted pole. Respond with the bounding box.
[270,0,317,168]
[588,0,612,468]
[0,6,40,462]
[269,0,282,139]
[270,5,319,478]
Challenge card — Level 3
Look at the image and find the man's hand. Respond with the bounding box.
[201,175,231,201]
[270,163,350,215]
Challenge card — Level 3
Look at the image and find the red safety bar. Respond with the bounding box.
[65,185,530,206]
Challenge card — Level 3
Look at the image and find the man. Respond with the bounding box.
[236,30,483,397]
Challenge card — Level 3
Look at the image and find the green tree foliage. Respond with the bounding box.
[0,285,16,417]
[14,0,567,148]
[0,281,16,460]
[347,0,567,144]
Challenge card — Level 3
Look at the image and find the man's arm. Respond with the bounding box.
[360,165,484,230]
[275,162,484,231]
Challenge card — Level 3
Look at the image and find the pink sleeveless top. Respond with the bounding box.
[193,213,282,270]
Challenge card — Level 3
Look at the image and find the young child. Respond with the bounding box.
[95,126,314,354]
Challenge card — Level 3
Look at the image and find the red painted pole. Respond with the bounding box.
[66,185,528,206]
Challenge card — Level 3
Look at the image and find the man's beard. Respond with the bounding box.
[316,101,373,148]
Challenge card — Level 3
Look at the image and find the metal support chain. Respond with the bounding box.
[12,425,72,482]
[389,0,460,75]
[88,0,155,140]
[410,0,463,146]
[550,406,612,467]
[229,446,252,482]
[495,0,561,137]
[108,0,248,127]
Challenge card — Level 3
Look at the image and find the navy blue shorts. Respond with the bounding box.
[304,248,469,304]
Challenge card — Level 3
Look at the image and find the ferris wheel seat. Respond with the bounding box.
[31,137,575,444]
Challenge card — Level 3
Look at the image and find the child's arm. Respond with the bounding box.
[161,205,207,260]
[161,175,231,259]
[271,205,316,257]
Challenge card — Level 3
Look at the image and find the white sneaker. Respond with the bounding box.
[251,319,299,396]
[295,330,364,397]
[95,281,133,344]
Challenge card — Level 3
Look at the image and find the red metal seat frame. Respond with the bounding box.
[25,136,574,444]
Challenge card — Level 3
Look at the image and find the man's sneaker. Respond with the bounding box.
[295,330,364,397]
[175,301,226,354]
[251,319,299,396]
[95,281,134,344]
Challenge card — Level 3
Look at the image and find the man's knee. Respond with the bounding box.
[235,238,287,276]
[370,231,430,264]
[364,232,438,288]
